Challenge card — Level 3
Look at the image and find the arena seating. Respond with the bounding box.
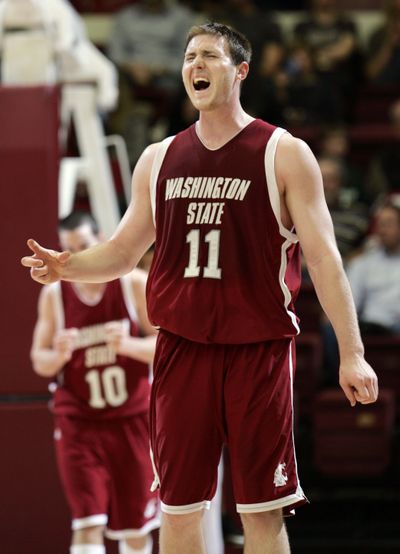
[313,388,396,477]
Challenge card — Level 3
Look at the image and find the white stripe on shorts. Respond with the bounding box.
[161,500,211,515]
[236,489,306,514]
[72,513,108,530]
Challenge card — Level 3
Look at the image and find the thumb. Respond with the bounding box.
[57,250,71,264]
[27,238,48,256]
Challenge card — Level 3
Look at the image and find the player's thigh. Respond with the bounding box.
[106,414,159,533]
[150,331,224,507]
[225,339,299,506]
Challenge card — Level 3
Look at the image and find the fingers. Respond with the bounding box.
[21,256,43,268]
[341,383,357,407]
[27,238,46,256]
[354,379,379,405]
[30,266,51,284]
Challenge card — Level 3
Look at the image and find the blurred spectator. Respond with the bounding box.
[347,200,400,335]
[193,0,229,21]
[282,43,342,126]
[320,200,400,385]
[107,0,196,163]
[253,41,287,125]
[319,125,365,203]
[319,155,369,260]
[365,99,400,205]
[365,0,400,84]
[166,85,198,135]
[223,0,283,116]
[292,0,362,122]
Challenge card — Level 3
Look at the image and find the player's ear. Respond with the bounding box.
[237,62,249,82]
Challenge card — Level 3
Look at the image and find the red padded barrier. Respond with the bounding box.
[0,86,60,393]
[0,402,70,553]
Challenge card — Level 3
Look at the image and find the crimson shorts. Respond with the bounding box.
[149,330,307,515]
[54,413,160,539]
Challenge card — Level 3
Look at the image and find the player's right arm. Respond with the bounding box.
[21,143,159,285]
[30,286,78,377]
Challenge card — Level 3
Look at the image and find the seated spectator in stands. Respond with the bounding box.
[282,44,343,126]
[322,199,400,383]
[319,125,366,204]
[365,99,400,205]
[107,0,195,163]
[223,0,283,116]
[319,155,369,261]
[252,40,288,125]
[347,200,400,336]
[166,85,198,136]
[365,0,400,84]
[194,0,229,22]
[293,0,362,122]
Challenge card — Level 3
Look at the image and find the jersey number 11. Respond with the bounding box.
[184,229,222,279]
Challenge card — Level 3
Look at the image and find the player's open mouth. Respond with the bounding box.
[193,78,210,91]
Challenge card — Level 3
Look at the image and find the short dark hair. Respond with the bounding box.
[59,211,99,234]
[185,22,252,65]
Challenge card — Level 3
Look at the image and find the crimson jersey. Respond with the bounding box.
[147,120,301,344]
[50,278,151,419]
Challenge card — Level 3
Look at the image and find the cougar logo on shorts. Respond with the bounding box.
[273,462,288,487]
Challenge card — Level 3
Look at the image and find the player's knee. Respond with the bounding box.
[162,510,203,531]
[240,509,284,533]
[119,534,152,554]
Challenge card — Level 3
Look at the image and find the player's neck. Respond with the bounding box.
[72,282,106,305]
[196,107,254,150]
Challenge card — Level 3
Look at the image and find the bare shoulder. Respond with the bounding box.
[37,282,59,318]
[276,133,322,194]
[138,141,163,168]
[276,133,318,173]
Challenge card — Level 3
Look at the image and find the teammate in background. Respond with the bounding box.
[22,23,378,554]
[30,211,159,554]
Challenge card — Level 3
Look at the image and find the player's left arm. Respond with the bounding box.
[104,268,157,364]
[275,133,378,406]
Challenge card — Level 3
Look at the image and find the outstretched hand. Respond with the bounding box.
[339,355,379,407]
[21,239,70,284]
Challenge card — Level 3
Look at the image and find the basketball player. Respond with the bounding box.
[30,212,159,554]
[22,23,378,554]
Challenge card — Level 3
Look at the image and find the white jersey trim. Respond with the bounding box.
[265,127,300,334]
[120,274,139,323]
[72,513,108,530]
[161,500,211,515]
[48,282,65,331]
[104,517,161,539]
[150,136,175,227]
[264,127,298,243]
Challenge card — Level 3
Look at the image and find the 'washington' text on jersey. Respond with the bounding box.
[165,176,251,225]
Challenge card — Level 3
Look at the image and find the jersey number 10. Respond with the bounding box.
[184,229,222,279]
[85,366,128,409]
